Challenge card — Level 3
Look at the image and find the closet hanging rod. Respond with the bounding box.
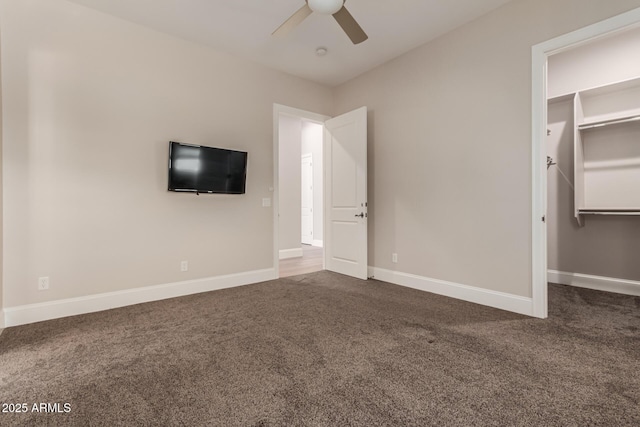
[578,114,640,130]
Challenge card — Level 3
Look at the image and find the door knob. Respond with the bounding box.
[355,213,365,218]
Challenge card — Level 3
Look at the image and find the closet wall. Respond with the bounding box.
[547,27,640,281]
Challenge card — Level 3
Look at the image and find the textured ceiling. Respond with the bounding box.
[67,0,514,87]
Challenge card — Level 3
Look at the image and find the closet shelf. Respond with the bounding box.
[570,75,640,225]
[578,209,640,216]
[578,114,640,131]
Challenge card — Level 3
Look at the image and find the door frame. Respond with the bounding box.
[531,7,640,318]
[273,104,330,278]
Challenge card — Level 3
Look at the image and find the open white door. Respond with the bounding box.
[324,107,368,279]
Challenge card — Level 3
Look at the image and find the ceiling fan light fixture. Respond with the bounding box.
[307,0,344,15]
[273,0,367,45]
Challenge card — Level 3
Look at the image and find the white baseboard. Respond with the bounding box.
[548,270,640,297]
[0,309,5,329]
[3,268,276,328]
[369,267,534,316]
[279,248,303,260]
[312,240,324,248]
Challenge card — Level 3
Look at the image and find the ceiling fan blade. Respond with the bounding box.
[333,6,368,44]
[272,4,313,37]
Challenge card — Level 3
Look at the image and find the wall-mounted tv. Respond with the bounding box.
[168,141,247,194]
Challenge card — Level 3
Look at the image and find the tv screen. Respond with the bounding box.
[168,141,247,194]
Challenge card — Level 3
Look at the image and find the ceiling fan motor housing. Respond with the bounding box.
[308,0,345,15]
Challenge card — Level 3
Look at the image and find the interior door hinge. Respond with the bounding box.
[542,215,546,223]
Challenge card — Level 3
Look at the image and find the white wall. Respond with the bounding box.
[278,115,303,254]
[301,121,323,246]
[547,27,640,281]
[0,0,333,309]
[333,0,640,299]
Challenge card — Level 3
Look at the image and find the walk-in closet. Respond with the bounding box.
[546,26,640,294]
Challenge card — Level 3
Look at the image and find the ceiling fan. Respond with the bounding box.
[273,0,368,45]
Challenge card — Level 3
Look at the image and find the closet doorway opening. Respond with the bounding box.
[547,26,640,294]
[532,7,640,318]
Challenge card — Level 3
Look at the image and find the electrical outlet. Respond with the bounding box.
[38,276,50,290]
[180,261,189,272]
[392,253,398,263]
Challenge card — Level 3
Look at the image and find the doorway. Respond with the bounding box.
[547,26,640,290]
[274,105,329,278]
[531,7,640,318]
[273,104,369,280]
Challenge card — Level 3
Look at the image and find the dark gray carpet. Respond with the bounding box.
[0,271,638,426]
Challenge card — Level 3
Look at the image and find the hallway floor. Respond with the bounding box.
[279,244,323,278]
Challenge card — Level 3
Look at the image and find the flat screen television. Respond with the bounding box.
[168,141,247,194]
